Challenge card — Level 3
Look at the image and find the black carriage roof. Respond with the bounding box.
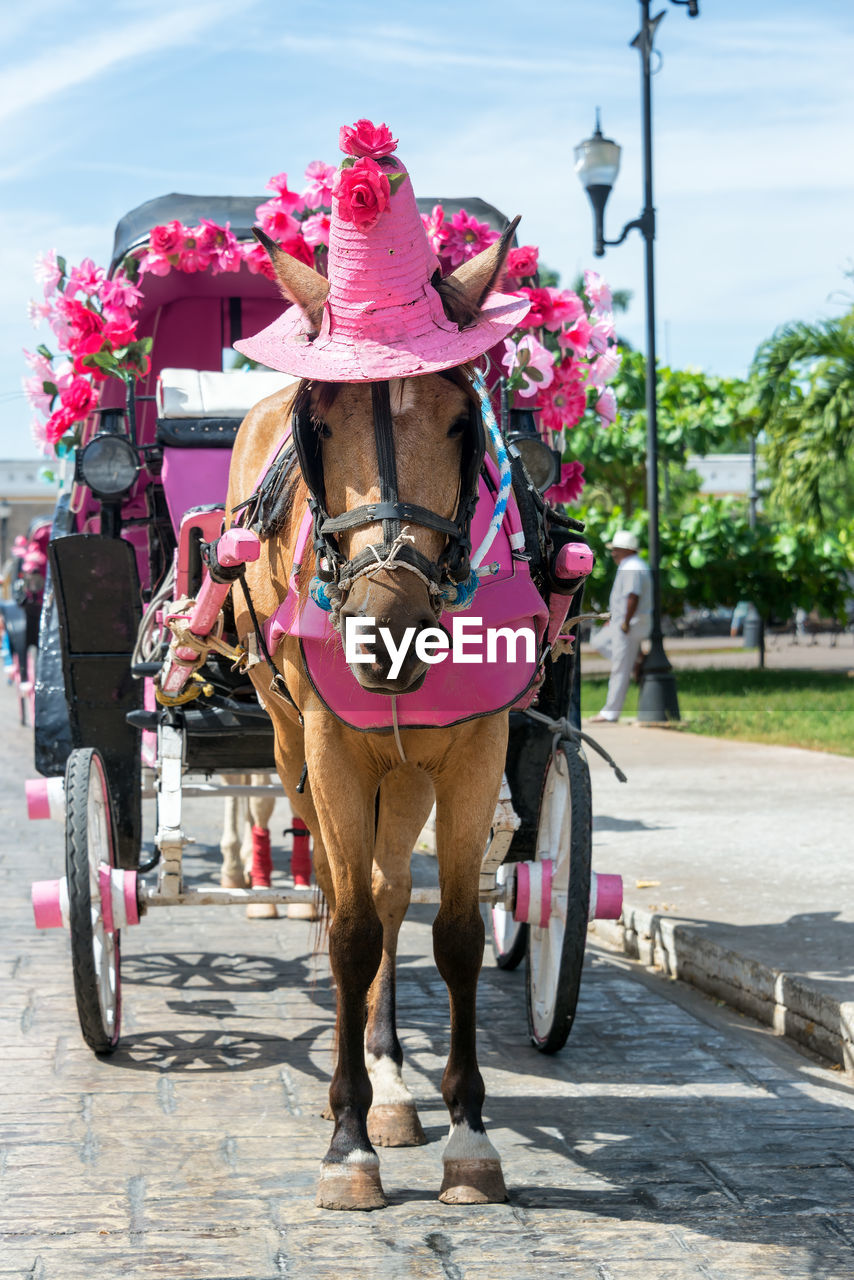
[110,193,511,270]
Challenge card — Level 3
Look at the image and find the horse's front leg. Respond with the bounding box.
[365,766,435,1147]
[433,717,509,1204]
[306,724,386,1211]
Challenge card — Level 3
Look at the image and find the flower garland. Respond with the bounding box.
[25,116,620,509]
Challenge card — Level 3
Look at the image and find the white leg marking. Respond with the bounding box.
[444,1121,501,1163]
[366,1051,416,1106]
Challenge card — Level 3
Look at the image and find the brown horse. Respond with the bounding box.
[227,221,521,1210]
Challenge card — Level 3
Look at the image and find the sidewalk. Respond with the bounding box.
[581,630,854,676]
[585,721,854,1072]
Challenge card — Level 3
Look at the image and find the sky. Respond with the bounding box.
[1,0,853,459]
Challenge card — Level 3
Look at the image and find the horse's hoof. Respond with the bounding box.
[246,901,278,920]
[368,1102,427,1148]
[287,900,319,921]
[316,1160,387,1211]
[439,1159,507,1204]
[221,872,247,889]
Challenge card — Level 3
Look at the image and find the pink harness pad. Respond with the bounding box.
[265,473,548,731]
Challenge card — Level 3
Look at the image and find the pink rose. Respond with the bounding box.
[515,287,553,330]
[57,298,105,347]
[72,333,111,381]
[241,242,276,281]
[505,245,539,279]
[338,119,398,159]
[58,375,97,421]
[150,220,184,257]
[45,405,77,444]
[103,319,137,349]
[332,157,391,231]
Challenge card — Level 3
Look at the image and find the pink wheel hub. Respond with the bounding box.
[513,864,623,926]
[32,866,140,932]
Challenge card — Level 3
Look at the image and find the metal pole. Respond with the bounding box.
[634,1,681,723]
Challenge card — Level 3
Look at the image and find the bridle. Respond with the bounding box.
[291,377,485,625]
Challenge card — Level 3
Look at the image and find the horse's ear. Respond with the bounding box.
[439,215,521,327]
[253,227,330,336]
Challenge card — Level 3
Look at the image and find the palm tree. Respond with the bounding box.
[752,309,854,528]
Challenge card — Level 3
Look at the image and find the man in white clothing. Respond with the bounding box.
[589,530,652,723]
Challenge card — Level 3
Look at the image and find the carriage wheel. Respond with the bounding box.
[526,740,592,1054]
[66,748,122,1054]
[490,869,528,970]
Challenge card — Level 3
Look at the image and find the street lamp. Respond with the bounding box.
[0,500,12,567]
[575,0,699,723]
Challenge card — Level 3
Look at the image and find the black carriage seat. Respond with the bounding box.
[155,368,299,448]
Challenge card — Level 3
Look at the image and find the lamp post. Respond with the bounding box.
[575,0,698,723]
[0,500,11,568]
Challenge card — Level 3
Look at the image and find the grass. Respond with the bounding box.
[580,668,854,756]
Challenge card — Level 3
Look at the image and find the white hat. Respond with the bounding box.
[607,530,639,552]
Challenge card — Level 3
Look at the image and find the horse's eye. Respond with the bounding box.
[313,417,331,439]
[447,416,467,438]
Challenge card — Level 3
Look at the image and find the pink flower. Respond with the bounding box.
[547,461,586,505]
[588,346,622,388]
[303,161,337,207]
[543,288,584,331]
[150,220,184,257]
[505,245,539,279]
[264,173,305,214]
[196,220,242,274]
[23,375,53,414]
[177,226,207,273]
[501,335,555,398]
[421,205,446,255]
[23,349,53,381]
[255,198,301,242]
[241,242,276,281]
[65,258,104,298]
[278,234,315,267]
[595,386,618,424]
[103,319,137,350]
[58,374,97,421]
[332,157,391,232]
[537,363,588,432]
[338,119,398,159]
[27,298,52,327]
[101,274,143,317]
[44,405,77,445]
[515,287,553,330]
[56,297,105,348]
[584,269,613,316]
[31,415,51,456]
[558,317,592,354]
[302,212,331,248]
[589,315,616,354]
[34,250,62,298]
[138,250,172,277]
[441,209,499,268]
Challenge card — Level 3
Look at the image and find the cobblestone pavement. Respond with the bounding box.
[2,688,854,1278]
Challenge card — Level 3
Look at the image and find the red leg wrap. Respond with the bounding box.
[250,826,273,887]
[290,817,312,886]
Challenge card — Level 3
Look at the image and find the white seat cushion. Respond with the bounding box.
[156,368,299,419]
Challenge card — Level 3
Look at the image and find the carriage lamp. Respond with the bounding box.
[573,111,622,258]
[506,409,560,492]
[76,433,140,500]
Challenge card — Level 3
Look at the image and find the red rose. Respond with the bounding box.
[59,375,98,421]
[338,119,398,159]
[279,234,315,267]
[515,287,553,329]
[59,298,105,345]
[505,245,539,279]
[103,320,137,349]
[45,406,77,444]
[332,158,391,231]
[72,333,111,381]
[150,220,184,257]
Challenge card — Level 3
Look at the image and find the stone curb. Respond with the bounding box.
[590,900,854,1075]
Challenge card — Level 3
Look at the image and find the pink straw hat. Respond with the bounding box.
[235,121,530,382]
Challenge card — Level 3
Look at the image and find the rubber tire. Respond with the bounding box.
[526,741,592,1054]
[66,748,121,1054]
[491,903,528,970]
[25,645,37,728]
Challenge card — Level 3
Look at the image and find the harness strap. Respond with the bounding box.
[236,574,302,721]
[372,381,400,551]
[321,502,461,539]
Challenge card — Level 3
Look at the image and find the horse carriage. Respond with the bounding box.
[28,121,624,1209]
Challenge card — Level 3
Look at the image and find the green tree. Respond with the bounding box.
[751,307,854,529]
